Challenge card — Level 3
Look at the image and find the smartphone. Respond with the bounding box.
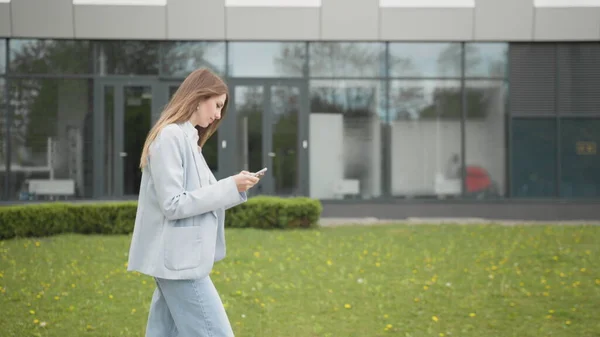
[252,167,268,177]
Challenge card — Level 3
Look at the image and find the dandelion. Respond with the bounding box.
[432,316,439,322]
[469,313,476,317]
[33,319,39,324]
[29,310,35,315]
[344,304,352,309]
[131,308,136,314]
[326,260,332,266]
[565,320,571,325]
[35,242,41,247]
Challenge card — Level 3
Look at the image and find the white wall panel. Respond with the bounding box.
[11,0,74,38]
[226,7,319,40]
[321,0,378,40]
[475,0,534,40]
[74,4,166,39]
[168,0,225,39]
[380,8,474,40]
[534,8,600,40]
[0,3,11,36]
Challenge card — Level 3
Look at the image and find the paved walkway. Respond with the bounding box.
[319,217,600,227]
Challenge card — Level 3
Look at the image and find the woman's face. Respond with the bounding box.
[195,94,227,128]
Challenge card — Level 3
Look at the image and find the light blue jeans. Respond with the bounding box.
[145,276,234,337]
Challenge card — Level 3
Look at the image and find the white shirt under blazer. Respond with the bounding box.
[127,121,247,280]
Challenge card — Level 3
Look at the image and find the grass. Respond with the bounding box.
[1,224,599,337]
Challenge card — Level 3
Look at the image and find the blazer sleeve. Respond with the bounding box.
[148,125,244,220]
[224,192,248,210]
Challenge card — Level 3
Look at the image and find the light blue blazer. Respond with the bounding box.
[127,121,246,280]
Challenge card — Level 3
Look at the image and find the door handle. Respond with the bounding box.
[119,152,128,157]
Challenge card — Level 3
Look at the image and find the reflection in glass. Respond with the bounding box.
[235,86,264,193]
[465,80,507,198]
[104,85,115,196]
[389,80,462,197]
[309,42,385,77]
[7,79,91,200]
[123,86,152,195]
[0,39,6,73]
[309,80,383,199]
[465,43,508,78]
[271,85,299,195]
[560,119,600,198]
[510,119,557,197]
[9,39,91,74]
[162,42,226,77]
[94,41,159,75]
[0,78,5,197]
[389,43,462,78]
[229,42,305,77]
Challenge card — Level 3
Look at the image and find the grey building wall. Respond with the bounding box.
[1,0,600,41]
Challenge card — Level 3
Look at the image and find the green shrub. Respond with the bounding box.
[0,197,322,240]
[225,196,323,230]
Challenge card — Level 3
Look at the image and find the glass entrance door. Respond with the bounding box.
[94,80,158,198]
[226,80,308,196]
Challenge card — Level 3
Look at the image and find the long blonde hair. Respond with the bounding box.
[139,68,229,168]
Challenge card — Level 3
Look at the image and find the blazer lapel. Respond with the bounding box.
[177,124,204,187]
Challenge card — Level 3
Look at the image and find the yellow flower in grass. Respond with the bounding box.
[469,313,476,318]
[432,316,439,322]
[344,304,351,309]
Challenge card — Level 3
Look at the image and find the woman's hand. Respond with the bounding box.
[233,171,260,192]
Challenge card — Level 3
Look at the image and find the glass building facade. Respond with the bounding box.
[0,39,598,201]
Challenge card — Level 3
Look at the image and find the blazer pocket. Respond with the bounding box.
[164,225,203,271]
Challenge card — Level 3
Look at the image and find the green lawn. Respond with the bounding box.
[1,224,599,337]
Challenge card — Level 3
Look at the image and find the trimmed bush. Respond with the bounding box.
[0,197,322,240]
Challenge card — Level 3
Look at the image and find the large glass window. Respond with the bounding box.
[510,119,557,198]
[309,42,385,78]
[560,119,600,198]
[0,78,6,197]
[389,43,462,78]
[7,79,92,200]
[228,42,306,78]
[0,39,6,73]
[309,80,384,199]
[465,80,507,198]
[389,80,462,197]
[94,41,159,75]
[465,43,508,78]
[9,39,92,75]
[161,42,226,77]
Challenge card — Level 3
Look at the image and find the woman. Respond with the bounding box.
[127,68,260,337]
